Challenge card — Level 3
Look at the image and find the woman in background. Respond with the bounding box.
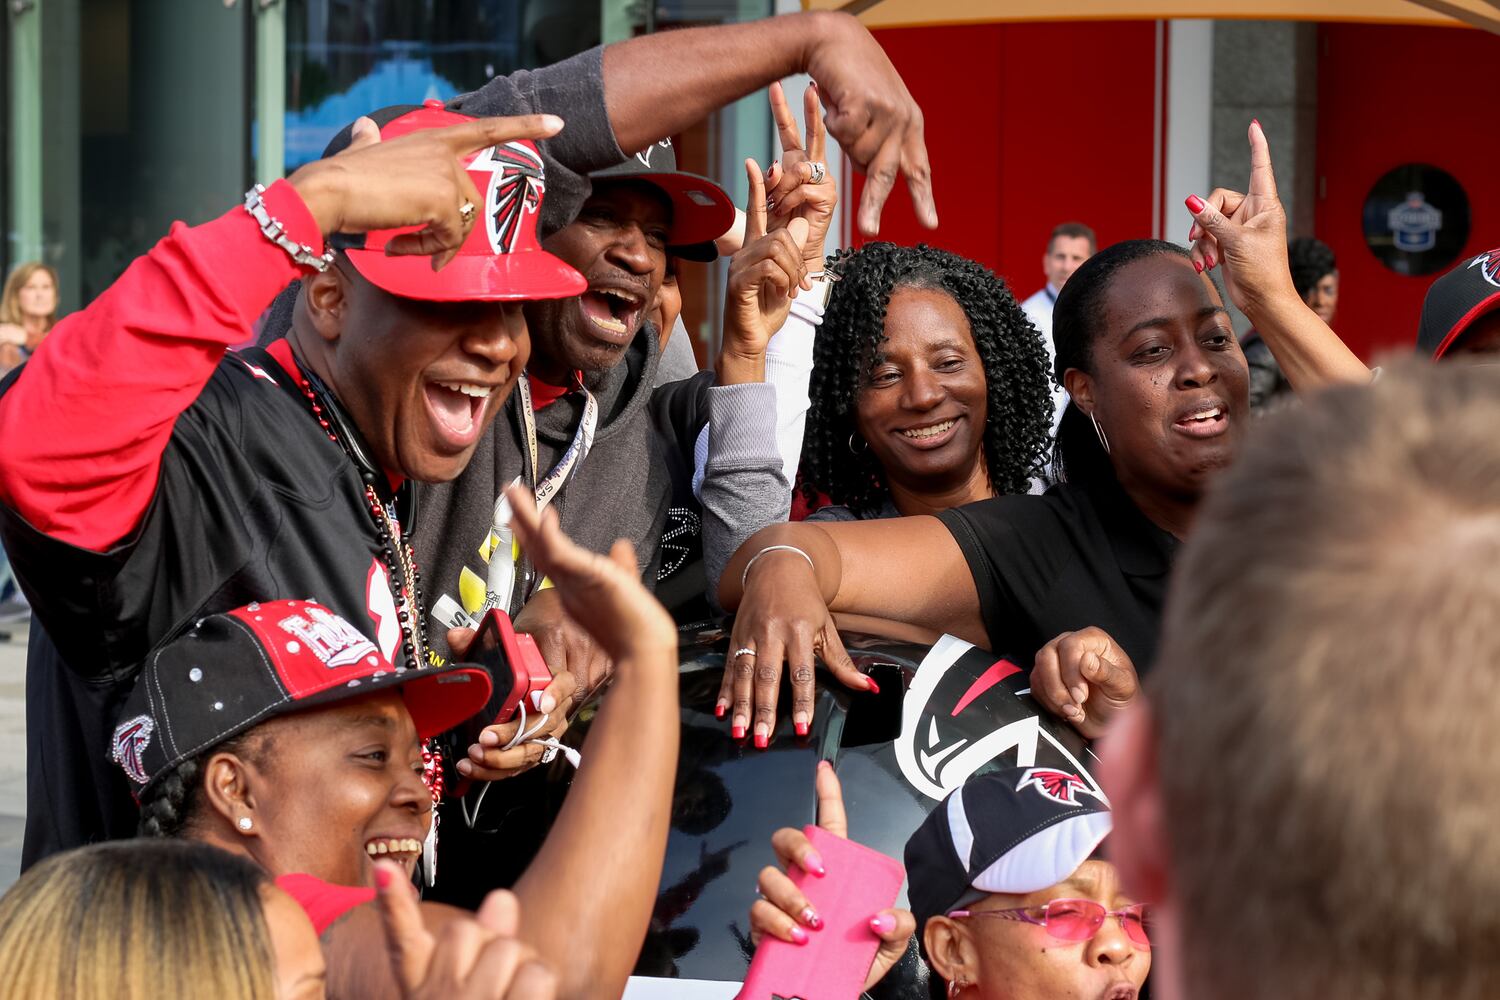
[0,261,59,373]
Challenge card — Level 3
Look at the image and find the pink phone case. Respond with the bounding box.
[738,826,906,1000]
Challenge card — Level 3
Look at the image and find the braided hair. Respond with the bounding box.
[137,732,263,839]
[799,243,1052,515]
[1050,239,1193,488]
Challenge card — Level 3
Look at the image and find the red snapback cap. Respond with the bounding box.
[326,100,585,302]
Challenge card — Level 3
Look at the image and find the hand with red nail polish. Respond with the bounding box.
[747,761,914,991]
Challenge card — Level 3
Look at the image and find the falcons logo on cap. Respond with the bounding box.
[481,142,545,255]
[112,714,155,785]
[1468,248,1500,288]
[1017,767,1103,807]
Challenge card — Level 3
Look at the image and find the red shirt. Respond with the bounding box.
[276,872,377,935]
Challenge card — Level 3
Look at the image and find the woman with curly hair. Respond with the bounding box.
[800,243,1052,521]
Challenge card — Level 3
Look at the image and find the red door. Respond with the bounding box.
[853,22,1160,298]
[1314,23,1500,360]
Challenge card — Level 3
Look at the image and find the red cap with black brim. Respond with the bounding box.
[592,138,736,250]
[322,101,586,302]
[1418,248,1500,359]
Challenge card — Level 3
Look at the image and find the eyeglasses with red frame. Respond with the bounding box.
[947,899,1153,949]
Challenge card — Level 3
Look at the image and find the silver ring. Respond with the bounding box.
[807,161,827,185]
[459,201,477,225]
[733,647,757,658]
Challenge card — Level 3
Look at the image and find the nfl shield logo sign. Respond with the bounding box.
[1388,191,1443,253]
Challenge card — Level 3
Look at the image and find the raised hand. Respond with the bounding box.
[719,158,810,385]
[288,113,564,271]
[749,762,915,990]
[1030,626,1138,741]
[805,12,935,235]
[765,82,838,271]
[1184,120,1297,314]
[375,860,558,1000]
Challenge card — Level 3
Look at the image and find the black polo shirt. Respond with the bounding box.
[935,481,1178,672]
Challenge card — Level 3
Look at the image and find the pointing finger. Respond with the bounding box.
[805,83,827,162]
[745,159,768,243]
[438,114,564,156]
[769,81,804,155]
[1247,118,1278,201]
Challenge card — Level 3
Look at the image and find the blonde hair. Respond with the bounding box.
[0,261,58,330]
[0,840,276,999]
[1152,359,1500,1000]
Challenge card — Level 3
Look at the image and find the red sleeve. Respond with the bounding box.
[275,873,378,936]
[0,179,320,551]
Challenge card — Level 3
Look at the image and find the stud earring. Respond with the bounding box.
[947,979,972,999]
[238,816,253,832]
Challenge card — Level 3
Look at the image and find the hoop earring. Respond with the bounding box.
[848,433,867,455]
[1089,412,1111,455]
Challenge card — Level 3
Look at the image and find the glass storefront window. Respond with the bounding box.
[282,0,603,172]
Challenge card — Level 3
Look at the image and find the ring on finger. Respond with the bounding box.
[459,200,477,226]
[734,647,757,658]
[807,161,827,185]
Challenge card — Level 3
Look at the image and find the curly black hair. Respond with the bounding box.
[137,732,265,839]
[799,243,1053,515]
[1287,237,1337,300]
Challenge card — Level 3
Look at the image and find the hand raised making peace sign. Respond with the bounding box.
[765,81,838,272]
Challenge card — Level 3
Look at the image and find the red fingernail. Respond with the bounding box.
[791,926,809,945]
[1194,260,1204,273]
[870,913,896,935]
[804,850,826,877]
[754,732,769,750]
[1205,252,1215,269]
[794,721,809,737]
[715,703,726,719]
[374,865,393,889]
[864,678,881,695]
[1185,194,1206,214]
[801,907,823,930]
[732,724,746,740]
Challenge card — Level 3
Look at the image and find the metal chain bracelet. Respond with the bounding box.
[243,184,336,273]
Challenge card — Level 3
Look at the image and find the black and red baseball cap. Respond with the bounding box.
[111,600,492,795]
[1417,248,1500,359]
[591,137,736,260]
[321,101,586,303]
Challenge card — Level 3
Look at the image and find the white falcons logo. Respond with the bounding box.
[894,635,1103,802]
[477,142,545,255]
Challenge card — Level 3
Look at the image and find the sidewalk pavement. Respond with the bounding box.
[0,623,24,893]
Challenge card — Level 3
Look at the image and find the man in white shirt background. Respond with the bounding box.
[1021,222,1095,433]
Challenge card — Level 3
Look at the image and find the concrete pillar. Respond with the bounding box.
[1210,20,1318,329]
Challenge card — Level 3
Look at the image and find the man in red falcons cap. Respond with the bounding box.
[0,10,938,868]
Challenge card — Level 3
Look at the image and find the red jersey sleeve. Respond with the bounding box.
[0,180,321,551]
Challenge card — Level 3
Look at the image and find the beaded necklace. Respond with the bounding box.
[288,359,431,672]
